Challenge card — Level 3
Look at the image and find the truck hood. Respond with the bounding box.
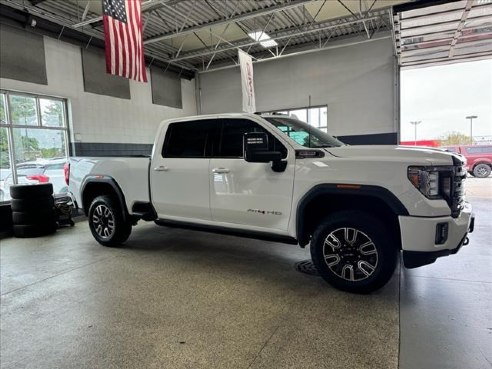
[324,145,463,166]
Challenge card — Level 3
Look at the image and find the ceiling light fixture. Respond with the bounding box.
[248,31,278,48]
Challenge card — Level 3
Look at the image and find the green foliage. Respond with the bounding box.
[0,95,6,124]
[42,101,63,126]
[0,128,10,168]
[440,132,472,146]
[9,96,37,125]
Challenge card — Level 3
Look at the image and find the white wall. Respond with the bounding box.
[0,36,197,145]
[199,35,397,137]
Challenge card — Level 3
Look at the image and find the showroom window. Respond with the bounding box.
[0,91,69,203]
[265,106,328,133]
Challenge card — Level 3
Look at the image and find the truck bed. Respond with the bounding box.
[69,157,150,213]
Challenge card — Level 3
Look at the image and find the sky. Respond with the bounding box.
[400,59,492,142]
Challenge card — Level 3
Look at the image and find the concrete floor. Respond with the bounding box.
[399,177,492,369]
[0,178,490,369]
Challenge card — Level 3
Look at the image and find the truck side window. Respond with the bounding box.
[162,120,220,158]
[216,119,287,158]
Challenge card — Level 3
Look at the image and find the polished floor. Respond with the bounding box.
[1,178,491,369]
[400,177,492,369]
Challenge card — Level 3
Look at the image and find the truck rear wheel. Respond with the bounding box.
[310,211,397,294]
[88,195,131,247]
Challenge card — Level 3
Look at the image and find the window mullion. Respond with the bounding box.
[35,96,42,127]
[4,92,18,184]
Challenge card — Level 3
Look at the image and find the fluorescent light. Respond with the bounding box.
[248,31,278,48]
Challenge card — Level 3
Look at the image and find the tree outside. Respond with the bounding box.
[440,132,472,146]
[0,128,10,169]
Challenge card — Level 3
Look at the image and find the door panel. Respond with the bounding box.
[208,118,294,231]
[210,159,295,230]
[150,119,220,221]
[151,158,211,220]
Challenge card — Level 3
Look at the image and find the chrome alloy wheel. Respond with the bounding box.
[92,204,115,239]
[477,166,488,176]
[322,227,378,282]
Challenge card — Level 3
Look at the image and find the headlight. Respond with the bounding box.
[407,166,452,199]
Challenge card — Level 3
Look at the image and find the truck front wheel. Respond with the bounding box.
[88,195,132,247]
[310,211,397,294]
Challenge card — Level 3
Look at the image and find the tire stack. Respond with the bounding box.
[10,183,57,238]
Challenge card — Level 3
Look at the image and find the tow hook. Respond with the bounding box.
[463,237,470,246]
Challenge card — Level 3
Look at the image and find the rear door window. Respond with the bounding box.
[162,120,220,158]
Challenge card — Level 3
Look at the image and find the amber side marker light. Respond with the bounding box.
[337,184,362,189]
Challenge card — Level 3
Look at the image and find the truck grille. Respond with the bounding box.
[449,165,466,218]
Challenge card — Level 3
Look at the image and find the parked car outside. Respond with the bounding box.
[0,158,68,202]
[441,145,492,178]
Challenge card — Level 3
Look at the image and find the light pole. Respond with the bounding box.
[465,115,477,145]
[410,121,422,146]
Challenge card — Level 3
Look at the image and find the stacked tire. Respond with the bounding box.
[10,183,57,238]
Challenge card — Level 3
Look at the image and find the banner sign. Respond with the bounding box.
[238,49,256,113]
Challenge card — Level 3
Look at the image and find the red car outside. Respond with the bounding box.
[441,145,492,178]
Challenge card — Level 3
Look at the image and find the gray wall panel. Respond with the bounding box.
[0,24,47,85]
[81,48,130,99]
[150,66,182,108]
[199,36,397,137]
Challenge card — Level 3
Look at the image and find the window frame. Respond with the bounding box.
[0,89,70,202]
[161,118,288,160]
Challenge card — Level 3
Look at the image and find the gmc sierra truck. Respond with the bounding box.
[68,113,475,293]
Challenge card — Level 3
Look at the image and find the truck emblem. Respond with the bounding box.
[248,209,282,216]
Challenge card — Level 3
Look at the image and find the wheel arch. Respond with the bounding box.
[81,176,129,221]
[296,184,409,247]
[472,160,492,169]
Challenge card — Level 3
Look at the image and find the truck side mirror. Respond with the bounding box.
[243,132,287,172]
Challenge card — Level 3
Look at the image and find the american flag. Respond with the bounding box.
[102,0,147,82]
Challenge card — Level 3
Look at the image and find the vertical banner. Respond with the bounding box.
[102,0,148,82]
[238,49,256,113]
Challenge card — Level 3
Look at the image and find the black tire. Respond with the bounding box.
[310,211,398,294]
[10,183,53,200]
[13,223,56,238]
[10,196,54,213]
[88,195,131,247]
[12,210,56,225]
[473,164,491,178]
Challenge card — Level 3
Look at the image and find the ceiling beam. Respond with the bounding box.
[72,0,174,28]
[28,0,48,5]
[1,0,196,72]
[170,14,383,62]
[200,33,392,73]
[144,0,315,45]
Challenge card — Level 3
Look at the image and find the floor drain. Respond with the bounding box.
[294,260,319,276]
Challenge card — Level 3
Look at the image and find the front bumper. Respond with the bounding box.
[399,201,474,268]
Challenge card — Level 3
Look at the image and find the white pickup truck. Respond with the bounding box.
[68,113,474,293]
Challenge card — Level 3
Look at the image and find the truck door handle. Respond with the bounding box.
[154,166,169,172]
[212,168,230,174]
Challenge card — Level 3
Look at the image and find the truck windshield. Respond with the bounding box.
[263,116,345,148]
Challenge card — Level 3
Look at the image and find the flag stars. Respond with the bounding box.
[103,0,127,23]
